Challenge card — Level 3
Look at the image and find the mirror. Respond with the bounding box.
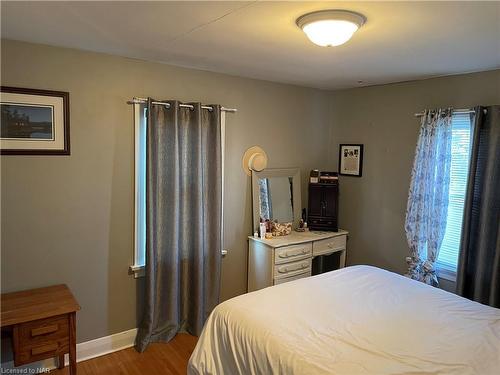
[258,177,294,223]
[252,168,301,232]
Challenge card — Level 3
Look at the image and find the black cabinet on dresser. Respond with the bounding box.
[308,183,339,231]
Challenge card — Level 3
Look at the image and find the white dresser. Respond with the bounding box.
[247,230,349,292]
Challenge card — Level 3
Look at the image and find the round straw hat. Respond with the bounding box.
[242,146,268,176]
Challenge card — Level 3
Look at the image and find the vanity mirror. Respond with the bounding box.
[251,168,302,232]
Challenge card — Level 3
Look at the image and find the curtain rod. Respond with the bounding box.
[414,108,476,117]
[128,97,237,113]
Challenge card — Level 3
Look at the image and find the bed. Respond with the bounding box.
[188,265,500,375]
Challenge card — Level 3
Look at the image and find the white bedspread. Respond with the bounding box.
[188,265,500,375]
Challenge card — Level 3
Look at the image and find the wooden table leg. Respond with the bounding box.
[58,354,65,369]
[339,249,346,268]
[69,312,77,375]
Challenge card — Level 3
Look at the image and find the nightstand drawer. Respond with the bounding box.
[274,243,312,264]
[18,315,69,345]
[16,337,69,366]
[313,235,346,256]
[14,315,70,366]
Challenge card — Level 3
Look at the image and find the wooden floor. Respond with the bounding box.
[50,334,197,375]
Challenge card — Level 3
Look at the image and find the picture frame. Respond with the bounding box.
[339,144,363,177]
[1,86,70,155]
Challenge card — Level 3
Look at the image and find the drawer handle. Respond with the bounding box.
[31,324,59,337]
[31,343,58,356]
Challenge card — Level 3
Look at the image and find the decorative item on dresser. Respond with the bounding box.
[308,171,339,231]
[248,230,348,292]
[1,284,80,374]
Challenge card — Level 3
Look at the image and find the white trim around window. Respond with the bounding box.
[130,103,146,278]
[220,111,227,258]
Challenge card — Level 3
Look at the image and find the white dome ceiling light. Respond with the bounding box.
[296,10,366,47]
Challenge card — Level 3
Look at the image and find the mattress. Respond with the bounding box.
[188,265,500,375]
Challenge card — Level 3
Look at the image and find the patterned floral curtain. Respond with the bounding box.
[405,109,453,286]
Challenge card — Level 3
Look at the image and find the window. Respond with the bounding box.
[130,104,147,277]
[436,112,473,281]
[130,104,226,277]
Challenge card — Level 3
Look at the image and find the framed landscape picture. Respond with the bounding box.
[1,86,70,155]
[339,144,363,177]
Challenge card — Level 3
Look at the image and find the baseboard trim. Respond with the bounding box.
[75,328,138,364]
[1,328,138,372]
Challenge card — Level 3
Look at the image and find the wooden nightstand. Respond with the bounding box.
[1,285,80,374]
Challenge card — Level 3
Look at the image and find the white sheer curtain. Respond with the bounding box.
[405,109,453,286]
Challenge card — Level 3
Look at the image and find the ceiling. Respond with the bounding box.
[2,1,499,90]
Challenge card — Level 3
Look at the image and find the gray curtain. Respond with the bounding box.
[456,105,500,308]
[136,99,222,352]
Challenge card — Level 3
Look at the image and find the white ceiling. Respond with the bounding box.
[2,1,500,90]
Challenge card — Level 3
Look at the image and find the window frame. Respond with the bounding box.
[130,103,146,278]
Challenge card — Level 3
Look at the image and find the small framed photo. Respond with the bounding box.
[1,86,70,155]
[339,144,364,177]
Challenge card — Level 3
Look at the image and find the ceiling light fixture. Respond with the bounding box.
[296,10,366,47]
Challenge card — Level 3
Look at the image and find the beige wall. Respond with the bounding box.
[328,70,500,290]
[0,40,331,342]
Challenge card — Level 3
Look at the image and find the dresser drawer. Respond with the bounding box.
[274,258,311,280]
[313,235,347,256]
[308,217,337,231]
[274,243,312,264]
[274,270,310,285]
[14,315,70,366]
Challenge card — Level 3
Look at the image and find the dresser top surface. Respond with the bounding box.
[1,284,80,327]
[248,229,348,248]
